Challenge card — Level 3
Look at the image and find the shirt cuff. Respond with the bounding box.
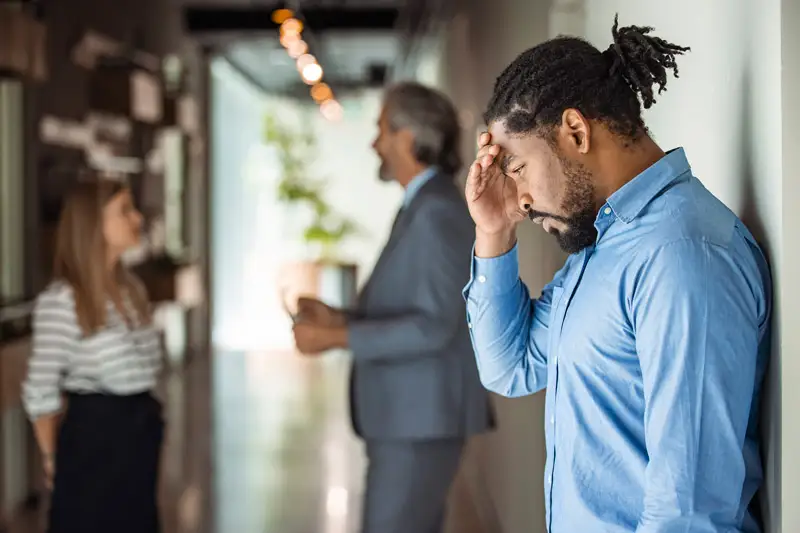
[22,393,63,421]
[463,243,521,299]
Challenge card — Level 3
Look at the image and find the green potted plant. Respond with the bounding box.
[263,111,359,308]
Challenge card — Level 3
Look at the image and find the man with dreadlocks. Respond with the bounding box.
[463,15,770,533]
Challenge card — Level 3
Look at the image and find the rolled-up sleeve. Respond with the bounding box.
[632,239,765,532]
[463,244,556,397]
[22,289,77,419]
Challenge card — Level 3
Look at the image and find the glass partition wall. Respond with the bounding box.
[0,81,26,309]
[0,78,35,524]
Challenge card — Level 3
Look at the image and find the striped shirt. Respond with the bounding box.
[22,281,162,419]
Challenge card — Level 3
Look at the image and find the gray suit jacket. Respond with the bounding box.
[347,173,493,441]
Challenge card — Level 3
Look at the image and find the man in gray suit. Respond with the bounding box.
[292,82,492,533]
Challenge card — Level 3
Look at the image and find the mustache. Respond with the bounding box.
[526,210,572,223]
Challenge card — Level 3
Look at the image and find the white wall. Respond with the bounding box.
[434,0,794,531]
[779,0,800,530]
[210,59,270,349]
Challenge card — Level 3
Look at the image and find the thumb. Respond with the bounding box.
[297,297,317,308]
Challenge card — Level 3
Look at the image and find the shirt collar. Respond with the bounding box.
[605,148,691,223]
[403,166,438,208]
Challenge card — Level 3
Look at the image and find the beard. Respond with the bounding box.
[530,154,598,255]
[378,160,394,182]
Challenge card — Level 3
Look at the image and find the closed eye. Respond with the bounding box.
[502,162,524,179]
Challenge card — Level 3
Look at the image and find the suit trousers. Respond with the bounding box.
[361,438,464,533]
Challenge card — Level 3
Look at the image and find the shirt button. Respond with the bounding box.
[550,416,555,424]
[553,355,558,365]
[477,275,487,283]
[604,207,612,215]
[547,475,552,485]
[468,322,473,329]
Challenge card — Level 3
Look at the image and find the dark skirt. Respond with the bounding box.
[48,391,164,533]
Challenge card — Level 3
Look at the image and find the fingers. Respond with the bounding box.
[296,297,322,315]
[467,132,507,207]
[296,298,312,312]
[476,143,499,159]
[477,131,492,149]
[466,161,482,201]
[475,131,499,169]
[466,160,501,203]
[476,144,500,170]
[466,138,501,201]
[474,167,500,201]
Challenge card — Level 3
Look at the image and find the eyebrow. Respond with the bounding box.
[499,155,513,174]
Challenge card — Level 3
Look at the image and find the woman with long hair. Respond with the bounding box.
[22,179,164,533]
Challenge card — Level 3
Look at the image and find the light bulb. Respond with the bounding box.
[280,18,303,35]
[271,8,294,24]
[320,100,343,121]
[296,53,316,70]
[287,39,308,59]
[310,83,333,102]
[280,33,301,48]
[301,63,323,84]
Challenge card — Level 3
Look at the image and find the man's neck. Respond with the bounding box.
[596,136,665,204]
[397,162,430,189]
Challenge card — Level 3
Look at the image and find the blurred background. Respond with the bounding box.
[0,0,798,532]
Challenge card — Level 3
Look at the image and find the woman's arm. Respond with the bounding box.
[22,287,77,481]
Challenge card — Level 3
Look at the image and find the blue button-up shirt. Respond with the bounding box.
[464,148,771,533]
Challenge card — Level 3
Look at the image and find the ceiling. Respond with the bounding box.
[223,31,399,96]
[180,0,436,98]
[179,0,402,6]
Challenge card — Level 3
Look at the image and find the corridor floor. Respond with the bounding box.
[210,349,365,533]
[11,349,366,533]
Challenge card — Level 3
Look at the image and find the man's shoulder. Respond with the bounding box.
[416,174,463,200]
[637,176,741,251]
[412,193,472,237]
[413,177,468,217]
[621,176,769,292]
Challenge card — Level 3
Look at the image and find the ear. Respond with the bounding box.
[560,108,591,155]
[396,127,416,156]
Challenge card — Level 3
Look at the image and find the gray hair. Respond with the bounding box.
[383,82,462,175]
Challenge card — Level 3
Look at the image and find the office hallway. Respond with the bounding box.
[211,350,365,533]
[9,349,366,533]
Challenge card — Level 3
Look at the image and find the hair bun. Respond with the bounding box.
[603,14,690,109]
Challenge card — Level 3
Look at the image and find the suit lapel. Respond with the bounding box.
[358,207,410,305]
[358,173,451,306]
[378,207,412,263]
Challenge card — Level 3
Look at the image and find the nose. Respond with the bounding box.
[518,192,534,214]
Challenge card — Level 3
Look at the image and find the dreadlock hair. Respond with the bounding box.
[484,14,690,142]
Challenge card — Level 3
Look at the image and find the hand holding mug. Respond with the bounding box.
[296,297,345,327]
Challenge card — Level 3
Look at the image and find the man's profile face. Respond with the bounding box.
[488,120,598,254]
[372,107,399,182]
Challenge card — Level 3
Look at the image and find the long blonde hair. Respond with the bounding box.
[53,179,150,336]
